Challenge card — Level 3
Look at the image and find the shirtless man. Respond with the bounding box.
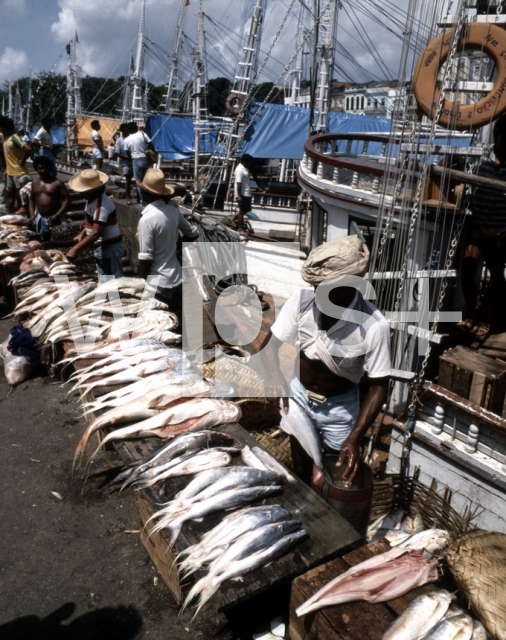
[29,155,69,240]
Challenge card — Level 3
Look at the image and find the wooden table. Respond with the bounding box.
[289,539,435,640]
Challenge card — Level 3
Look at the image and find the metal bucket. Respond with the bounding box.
[312,455,374,539]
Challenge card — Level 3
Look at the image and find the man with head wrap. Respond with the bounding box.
[261,235,391,485]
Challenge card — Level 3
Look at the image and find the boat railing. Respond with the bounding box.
[298,132,396,205]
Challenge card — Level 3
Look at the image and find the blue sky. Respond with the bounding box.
[0,0,411,87]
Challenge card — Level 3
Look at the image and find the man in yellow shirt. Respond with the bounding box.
[0,116,31,212]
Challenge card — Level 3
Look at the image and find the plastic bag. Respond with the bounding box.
[4,353,33,385]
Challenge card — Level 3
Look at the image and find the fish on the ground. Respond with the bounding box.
[183,524,307,616]
[296,546,439,617]
[422,613,474,640]
[399,528,451,555]
[76,357,176,394]
[281,398,332,485]
[381,590,454,640]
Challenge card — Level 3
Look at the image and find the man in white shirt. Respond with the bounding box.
[229,154,260,235]
[67,169,125,281]
[137,168,198,319]
[115,123,136,205]
[262,235,391,485]
[124,122,155,208]
[90,120,105,171]
[34,117,57,178]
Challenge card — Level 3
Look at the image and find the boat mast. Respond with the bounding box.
[66,35,82,162]
[8,82,13,120]
[24,70,32,131]
[193,0,207,190]
[13,83,22,130]
[130,0,148,123]
[162,0,187,114]
[314,0,338,132]
[233,0,265,99]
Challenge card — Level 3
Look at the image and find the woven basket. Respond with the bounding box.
[196,353,265,398]
[370,469,474,538]
[252,427,293,470]
[446,530,506,640]
[236,398,281,431]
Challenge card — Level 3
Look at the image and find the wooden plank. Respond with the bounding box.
[468,372,487,407]
[451,366,472,400]
[438,358,454,391]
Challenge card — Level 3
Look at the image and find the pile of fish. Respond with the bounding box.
[368,510,427,546]
[296,529,451,617]
[9,277,181,348]
[0,214,36,264]
[382,589,487,640]
[180,505,307,616]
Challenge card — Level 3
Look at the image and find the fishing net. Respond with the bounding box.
[446,530,506,640]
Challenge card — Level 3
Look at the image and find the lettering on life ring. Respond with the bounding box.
[225,93,245,115]
[413,23,506,130]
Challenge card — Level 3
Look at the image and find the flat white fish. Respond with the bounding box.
[422,613,474,640]
[471,619,487,640]
[399,528,451,555]
[296,547,439,617]
[281,397,332,485]
[381,590,454,640]
[251,446,297,484]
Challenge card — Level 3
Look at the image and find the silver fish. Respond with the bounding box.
[152,467,283,521]
[251,446,297,484]
[133,449,232,490]
[471,620,487,640]
[153,485,283,544]
[77,358,175,394]
[422,613,474,640]
[115,431,234,488]
[184,526,307,616]
[178,505,292,577]
[381,590,454,640]
[281,398,332,485]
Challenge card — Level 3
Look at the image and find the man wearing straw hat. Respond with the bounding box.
[67,169,125,281]
[262,235,391,485]
[136,168,198,317]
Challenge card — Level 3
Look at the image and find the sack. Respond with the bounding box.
[4,353,33,385]
[145,148,157,166]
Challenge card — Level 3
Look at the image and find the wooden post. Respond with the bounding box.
[465,422,480,454]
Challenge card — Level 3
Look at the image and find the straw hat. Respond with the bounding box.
[137,168,175,196]
[69,168,109,192]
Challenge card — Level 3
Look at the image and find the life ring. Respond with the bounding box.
[225,92,245,115]
[413,23,506,130]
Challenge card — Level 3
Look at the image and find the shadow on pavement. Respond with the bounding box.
[0,602,143,640]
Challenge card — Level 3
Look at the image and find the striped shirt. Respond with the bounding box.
[85,193,122,246]
[470,154,506,227]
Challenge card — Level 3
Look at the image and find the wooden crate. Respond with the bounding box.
[289,539,434,640]
[438,344,506,414]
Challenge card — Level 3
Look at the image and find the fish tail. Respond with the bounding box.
[191,582,219,619]
[180,576,209,615]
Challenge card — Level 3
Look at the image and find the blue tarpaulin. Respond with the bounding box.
[146,115,219,161]
[147,105,470,162]
[28,125,66,146]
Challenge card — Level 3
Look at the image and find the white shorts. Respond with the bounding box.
[92,148,104,159]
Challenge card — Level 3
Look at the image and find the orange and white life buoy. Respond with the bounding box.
[225,92,245,115]
[413,23,506,130]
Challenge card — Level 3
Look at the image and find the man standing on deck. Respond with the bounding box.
[33,117,57,178]
[229,154,261,236]
[29,156,69,240]
[136,168,198,319]
[0,115,31,213]
[66,169,125,281]
[90,120,105,171]
[124,122,155,208]
[115,123,136,205]
[262,235,391,485]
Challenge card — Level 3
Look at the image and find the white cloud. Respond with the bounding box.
[0,47,29,84]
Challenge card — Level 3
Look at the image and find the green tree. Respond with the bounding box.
[250,82,284,105]
[207,77,232,116]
